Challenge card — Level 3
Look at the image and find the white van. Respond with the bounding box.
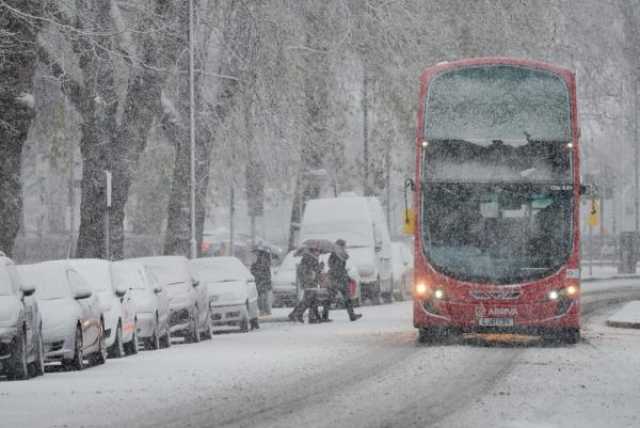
[300,195,393,304]
[365,197,393,302]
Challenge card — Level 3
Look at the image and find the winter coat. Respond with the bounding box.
[298,251,322,289]
[328,252,349,289]
[251,253,272,292]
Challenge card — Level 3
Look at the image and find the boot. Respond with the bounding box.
[350,313,362,321]
[308,305,321,324]
[288,302,305,322]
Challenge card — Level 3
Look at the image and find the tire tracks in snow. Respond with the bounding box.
[133,284,640,428]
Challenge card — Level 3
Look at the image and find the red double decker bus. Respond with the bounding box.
[410,58,581,343]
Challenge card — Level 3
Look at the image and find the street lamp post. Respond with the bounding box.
[189,0,197,259]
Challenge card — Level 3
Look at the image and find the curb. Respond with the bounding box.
[606,320,640,329]
[582,275,640,283]
[258,315,291,324]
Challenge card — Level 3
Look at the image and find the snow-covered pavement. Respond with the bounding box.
[607,301,640,329]
[2,279,640,428]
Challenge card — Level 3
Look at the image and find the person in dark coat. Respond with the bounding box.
[251,247,272,316]
[288,247,322,322]
[322,239,362,322]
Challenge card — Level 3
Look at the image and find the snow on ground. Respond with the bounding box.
[607,301,640,328]
[0,304,411,428]
[581,264,640,281]
[1,279,640,428]
[435,305,640,428]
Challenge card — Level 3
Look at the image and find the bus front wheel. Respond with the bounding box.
[544,328,580,345]
[559,328,580,345]
[417,327,439,344]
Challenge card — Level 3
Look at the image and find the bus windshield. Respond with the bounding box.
[422,65,574,284]
[423,182,572,284]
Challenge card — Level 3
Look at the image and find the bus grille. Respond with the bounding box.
[470,288,521,300]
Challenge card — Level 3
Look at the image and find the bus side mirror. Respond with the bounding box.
[403,178,416,235]
[402,208,416,235]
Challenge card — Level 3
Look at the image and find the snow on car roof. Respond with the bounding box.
[131,256,192,285]
[301,197,377,247]
[190,257,251,282]
[302,197,372,225]
[69,259,111,292]
[17,262,72,300]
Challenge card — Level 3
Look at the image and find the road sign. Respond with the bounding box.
[105,170,112,208]
[587,198,599,227]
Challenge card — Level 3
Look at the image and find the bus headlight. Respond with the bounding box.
[434,288,445,300]
[415,283,428,297]
[548,286,578,301]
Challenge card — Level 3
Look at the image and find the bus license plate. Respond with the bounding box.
[479,317,514,327]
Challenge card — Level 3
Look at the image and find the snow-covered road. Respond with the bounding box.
[2,279,640,428]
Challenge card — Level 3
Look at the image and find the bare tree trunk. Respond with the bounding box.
[38,0,170,259]
[108,3,167,260]
[164,0,253,256]
[288,2,330,248]
[163,1,201,256]
[74,0,118,259]
[0,0,42,257]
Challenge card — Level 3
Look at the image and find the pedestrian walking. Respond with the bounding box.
[251,246,272,316]
[288,247,323,323]
[322,239,362,322]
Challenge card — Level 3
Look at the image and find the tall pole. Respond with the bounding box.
[362,66,370,196]
[189,0,197,259]
[229,187,234,257]
[635,77,639,233]
[385,138,391,233]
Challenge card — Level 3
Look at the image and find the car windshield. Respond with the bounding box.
[190,258,249,283]
[423,182,573,284]
[112,263,146,290]
[301,223,373,248]
[138,258,191,286]
[18,265,71,300]
[0,267,13,295]
[71,261,111,292]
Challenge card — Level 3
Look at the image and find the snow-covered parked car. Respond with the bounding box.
[391,242,414,301]
[17,261,106,370]
[0,253,44,379]
[70,259,137,358]
[112,261,171,350]
[190,257,259,332]
[132,256,212,343]
[271,251,300,307]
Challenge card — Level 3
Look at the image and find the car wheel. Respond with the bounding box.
[161,324,172,348]
[202,309,213,340]
[70,326,84,370]
[109,322,125,358]
[372,280,382,305]
[147,317,161,351]
[547,328,580,345]
[239,317,249,333]
[250,318,260,330]
[29,329,45,377]
[7,331,29,380]
[125,324,139,356]
[89,324,108,366]
[382,291,393,304]
[190,307,201,343]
